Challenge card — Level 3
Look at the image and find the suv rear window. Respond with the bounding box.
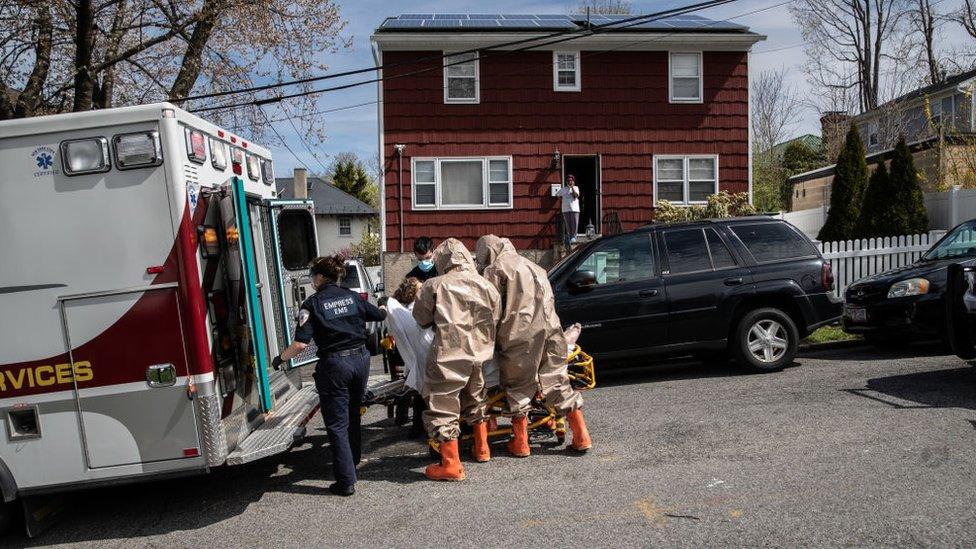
[341,264,361,289]
[730,222,817,263]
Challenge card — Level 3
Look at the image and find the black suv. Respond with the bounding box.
[549,217,842,372]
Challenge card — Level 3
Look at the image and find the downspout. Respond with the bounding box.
[394,144,406,252]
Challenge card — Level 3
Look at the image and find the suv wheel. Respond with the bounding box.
[733,308,798,372]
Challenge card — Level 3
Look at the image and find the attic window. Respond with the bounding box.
[554,51,581,92]
[670,52,702,103]
[444,51,479,104]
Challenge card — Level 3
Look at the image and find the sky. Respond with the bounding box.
[259,0,963,177]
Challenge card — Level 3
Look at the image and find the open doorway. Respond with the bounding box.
[562,155,601,236]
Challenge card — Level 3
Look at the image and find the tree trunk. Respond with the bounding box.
[96,1,129,109]
[72,0,96,112]
[16,5,54,118]
[168,0,221,104]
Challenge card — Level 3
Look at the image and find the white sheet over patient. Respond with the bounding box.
[384,298,433,394]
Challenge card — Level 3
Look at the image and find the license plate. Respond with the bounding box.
[845,305,867,323]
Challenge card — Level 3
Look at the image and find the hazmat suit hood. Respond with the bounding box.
[433,238,476,275]
[475,234,517,273]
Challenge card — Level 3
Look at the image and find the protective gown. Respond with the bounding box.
[413,238,501,441]
[475,235,583,416]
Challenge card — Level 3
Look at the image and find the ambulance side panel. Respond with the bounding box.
[0,119,206,493]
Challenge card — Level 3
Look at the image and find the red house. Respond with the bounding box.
[371,13,764,282]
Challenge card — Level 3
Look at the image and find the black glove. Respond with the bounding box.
[378,295,389,308]
[271,355,284,370]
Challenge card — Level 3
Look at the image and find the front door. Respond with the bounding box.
[563,155,600,235]
[659,226,753,345]
[554,231,667,358]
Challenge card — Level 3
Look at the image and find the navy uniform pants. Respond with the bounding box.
[313,346,370,488]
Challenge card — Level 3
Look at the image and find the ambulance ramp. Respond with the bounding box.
[226,384,320,465]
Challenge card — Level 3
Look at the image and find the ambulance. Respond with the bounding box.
[0,103,322,531]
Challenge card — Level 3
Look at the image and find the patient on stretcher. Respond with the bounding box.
[384,277,582,392]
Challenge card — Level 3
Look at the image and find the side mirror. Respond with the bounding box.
[568,270,597,289]
[374,282,385,294]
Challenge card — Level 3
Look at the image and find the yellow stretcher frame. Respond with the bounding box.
[428,345,596,454]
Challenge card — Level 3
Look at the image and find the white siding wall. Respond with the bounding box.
[315,214,373,256]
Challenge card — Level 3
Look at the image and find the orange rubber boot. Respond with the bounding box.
[567,409,592,451]
[425,439,465,481]
[472,421,491,463]
[507,415,531,457]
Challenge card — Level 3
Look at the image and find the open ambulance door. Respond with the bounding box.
[267,199,319,369]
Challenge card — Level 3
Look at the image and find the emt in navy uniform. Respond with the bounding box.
[273,255,387,497]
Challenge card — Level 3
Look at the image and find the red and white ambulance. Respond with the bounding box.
[0,103,322,530]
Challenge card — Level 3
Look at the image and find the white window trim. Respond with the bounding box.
[443,51,480,104]
[669,51,703,104]
[652,154,720,206]
[338,215,353,237]
[411,156,513,211]
[553,51,581,92]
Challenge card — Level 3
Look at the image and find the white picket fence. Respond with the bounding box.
[818,231,946,298]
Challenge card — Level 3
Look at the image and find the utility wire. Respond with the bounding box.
[190,0,740,114]
[179,0,738,104]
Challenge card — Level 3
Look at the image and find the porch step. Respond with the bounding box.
[226,384,320,465]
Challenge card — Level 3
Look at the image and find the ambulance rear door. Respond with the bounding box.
[266,199,319,369]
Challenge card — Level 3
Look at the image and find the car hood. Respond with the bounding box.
[847,258,976,297]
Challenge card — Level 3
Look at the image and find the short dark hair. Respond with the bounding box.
[308,255,346,282]
[413,236,434,255]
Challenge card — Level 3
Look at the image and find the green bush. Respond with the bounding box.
[655,192,756,224]
[858,161,906,237]
[818,124,868,241]
[889,137,928,234]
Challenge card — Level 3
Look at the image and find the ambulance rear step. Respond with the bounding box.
[226,384,320,465]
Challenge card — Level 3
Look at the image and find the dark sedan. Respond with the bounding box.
[843,220,976,343]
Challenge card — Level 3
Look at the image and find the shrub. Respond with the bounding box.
[889,136,928,234]
[655,192,755,224]
[818,124,868,241]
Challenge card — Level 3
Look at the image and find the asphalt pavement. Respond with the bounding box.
[7,344,976,547]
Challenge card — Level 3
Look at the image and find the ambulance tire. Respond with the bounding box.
[0,501,14,535]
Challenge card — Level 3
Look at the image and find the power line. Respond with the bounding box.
[190,0,740,114]
[179,0,738,104]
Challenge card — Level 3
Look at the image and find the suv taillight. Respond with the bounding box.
[822,261,834,291]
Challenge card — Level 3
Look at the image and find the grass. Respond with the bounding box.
[802,324,860,345]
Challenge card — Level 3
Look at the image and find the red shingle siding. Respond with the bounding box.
[382,49,749,252]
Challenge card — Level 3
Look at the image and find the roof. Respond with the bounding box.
[276,176,377,216]
[376,13,751,33]
[769,134,823,158]
[857,68,976,120]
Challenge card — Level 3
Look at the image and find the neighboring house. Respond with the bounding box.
[371,13,765,285]
[790,69,976,212]
[276,169,378,257]
[768,134,822,161]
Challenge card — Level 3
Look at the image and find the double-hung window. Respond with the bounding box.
[412,156,513,210]
[670,52,702,103]
[444,51,479,104]
[653,155,718,205]
[338,216,352,237]
[553,51,581,92]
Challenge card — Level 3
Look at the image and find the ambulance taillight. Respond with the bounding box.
[211,138,228,171]
[261,159,274,186]
[246,154,261,181]
[231,147,244,175]
[185,128,206,164]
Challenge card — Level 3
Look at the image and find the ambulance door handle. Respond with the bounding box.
[146,364,177,388]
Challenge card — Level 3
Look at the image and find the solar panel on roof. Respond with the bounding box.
[398,14,431,19]
[433,14,468,19]
[534,14,572,19]
[467,14,498,19]
[379,13,748,33]
[382,19,424,28]
[496,20,540,27]
[425,19,465,27]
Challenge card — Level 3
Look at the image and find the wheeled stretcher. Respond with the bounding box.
[363,345,596,454]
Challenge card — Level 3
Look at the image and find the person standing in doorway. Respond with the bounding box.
[558,175,581,245]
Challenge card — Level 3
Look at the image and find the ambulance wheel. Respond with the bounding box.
[0,501,14,535]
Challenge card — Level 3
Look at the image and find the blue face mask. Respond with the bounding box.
[417,259,434,272]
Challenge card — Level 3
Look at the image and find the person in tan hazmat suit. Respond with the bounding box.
[475,234,592,456]
[413,238,501,481]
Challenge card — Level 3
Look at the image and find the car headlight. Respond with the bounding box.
[887,278,930,298]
